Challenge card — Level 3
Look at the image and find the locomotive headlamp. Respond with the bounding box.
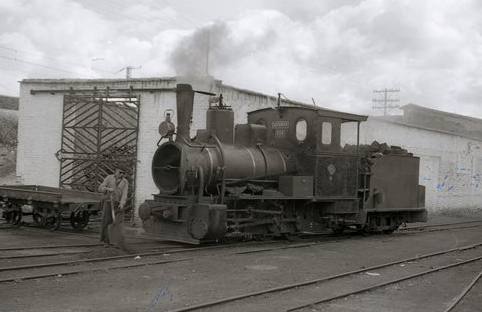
[158,109,175,139]
[158,121,175,137]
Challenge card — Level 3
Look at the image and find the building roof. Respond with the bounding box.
[373,103,482,140]
[251,106,368,122]
[21,77,367,122]
[402,103,482,124]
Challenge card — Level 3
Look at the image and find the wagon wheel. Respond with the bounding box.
[357,224,370,236]
[5,204,22,225]
[70,211,90,231]
[252,233,273,242]
[331,225,345,235]
[46,213,62,231]
[282,232,300,242]
[32,210,44,225]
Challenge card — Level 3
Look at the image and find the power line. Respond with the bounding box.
[81,0,192,30]
[0,45,111,73]
[160,0,202,28]
[372,88,400,116]
[0,55,92,77]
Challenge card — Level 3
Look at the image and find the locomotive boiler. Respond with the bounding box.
[139,84,427,244]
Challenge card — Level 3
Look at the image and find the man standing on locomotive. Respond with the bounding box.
[98,167,129,247]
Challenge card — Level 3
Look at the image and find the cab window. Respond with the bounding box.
[321,122,332,145]
[295,118,307,142]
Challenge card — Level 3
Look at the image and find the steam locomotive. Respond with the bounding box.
[138,84,427,244]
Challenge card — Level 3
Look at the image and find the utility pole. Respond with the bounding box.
[372,88,400,116]
[125,66,142,78]
[116,66,142,78]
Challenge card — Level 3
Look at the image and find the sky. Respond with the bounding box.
[0,0,481,117]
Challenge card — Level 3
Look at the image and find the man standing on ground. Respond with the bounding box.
[98,167,128,247]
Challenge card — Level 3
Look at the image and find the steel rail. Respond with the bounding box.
[442,269,482,312]
[1,220,480,273]
[13,223,167,243]
[7,224,101,239]
[0,243,102,251]
[1,219,481,279]
[12,222,188,243]
[0,238,322,273]
[400,220,482,231]
[287,256,482,311]
[0,250,90,260]
[0,240,314,283]
[166,242,482,312]
[0,246,192,273]
[400,224,482,234]
[0,257,192,284]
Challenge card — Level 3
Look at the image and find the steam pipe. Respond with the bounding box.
[256,144,269,179]
[198,167,204,203]
[210,134,226,204]
[175,133,215,149]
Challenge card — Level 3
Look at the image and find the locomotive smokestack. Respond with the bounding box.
[176,84,195,141]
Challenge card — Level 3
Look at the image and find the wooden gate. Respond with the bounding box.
[58,88,140,219]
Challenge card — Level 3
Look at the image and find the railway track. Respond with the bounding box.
[1,219,481,264]
[1,219,481,285]
[1,219,481,311]
[0,229,477,287]
[442,269,482,312]
[165,242,482,312]
[0,235,353,284]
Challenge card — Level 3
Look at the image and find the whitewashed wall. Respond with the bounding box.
[17,83,63,186]
[19,77,478,222]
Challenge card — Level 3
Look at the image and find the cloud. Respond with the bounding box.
[0,0,481,118]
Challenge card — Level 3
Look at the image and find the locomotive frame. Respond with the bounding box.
[139,84,427,244]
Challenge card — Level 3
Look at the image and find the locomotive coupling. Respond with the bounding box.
[138,201,175,221]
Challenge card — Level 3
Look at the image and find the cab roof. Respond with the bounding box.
[248,105,368,123]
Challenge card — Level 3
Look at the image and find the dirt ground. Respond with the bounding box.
[0,215,481,312]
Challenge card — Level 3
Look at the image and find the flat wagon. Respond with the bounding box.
[0,185,101,231]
